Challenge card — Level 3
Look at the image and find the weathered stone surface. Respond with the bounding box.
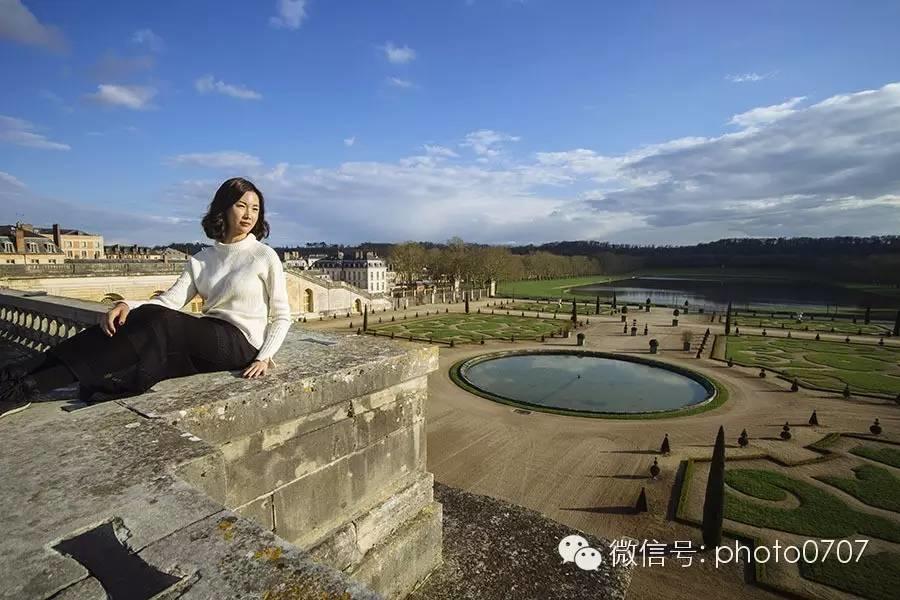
[120,333,438,444]
[274,420,427,547]
[351,501,443,600]
[1,328,440,600]
[307,472,435,571]
[49,577,107,600]
[0,402,222,599]
[407,482,633,600]
[222,379,425,507]
[136,511,383,600]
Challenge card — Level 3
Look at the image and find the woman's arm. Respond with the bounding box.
[118,263,198,312]
[253,252,292,363]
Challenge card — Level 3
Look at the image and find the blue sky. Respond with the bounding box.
[2,0,900,246]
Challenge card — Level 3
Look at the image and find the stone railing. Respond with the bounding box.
[0,288,105,353]
[0,261,185,278]
[0,291,442,599]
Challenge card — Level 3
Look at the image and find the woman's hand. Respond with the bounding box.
[243,359,270,379]
[102,303,130,337]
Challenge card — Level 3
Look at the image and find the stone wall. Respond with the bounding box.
[0,293,442,599]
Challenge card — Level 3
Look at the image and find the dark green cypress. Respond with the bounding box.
[725,301,733,336]
[702,426,726,548]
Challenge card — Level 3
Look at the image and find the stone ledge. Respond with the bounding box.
[121,332,438,444]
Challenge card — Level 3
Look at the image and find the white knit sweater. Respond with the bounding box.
[121,234,292,362]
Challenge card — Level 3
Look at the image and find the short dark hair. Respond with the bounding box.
[201,177,270,241]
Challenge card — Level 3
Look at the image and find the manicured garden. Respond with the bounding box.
[501,301,612,315]
[850,445,900,468]
[817,464,900,512]
[724,335,900,396]
[724,469,900,542]
[731,316,891,335]
[799,552,900,600]
[723,468,900,600]
[368,313,570,343]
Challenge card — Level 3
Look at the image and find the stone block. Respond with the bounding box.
[350,501,443,600]
[307,472,435,571]
[274,420,427,548]
[237,494,275,532]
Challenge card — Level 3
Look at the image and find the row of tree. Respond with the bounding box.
[388,238,602,286]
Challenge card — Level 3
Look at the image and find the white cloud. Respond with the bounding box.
[460,129,521,157]
[381,42,416,64]
[86,84,157,110]
[0,0,67,52]
[166,151,263,170]
[729,96,806,128]
[726,72,774,83]
[270,0,308,30]
[0,171,26,188]
[132,28,164,52]
[387,77,414,89]
[0,115,70,150]
[195,75,263,100]
[424,144,458,158]
[344,136,356,147]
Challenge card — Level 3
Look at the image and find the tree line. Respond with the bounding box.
[388,238,602,286]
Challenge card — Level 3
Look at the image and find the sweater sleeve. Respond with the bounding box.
[255,252,292,362]
[119,263,198,312]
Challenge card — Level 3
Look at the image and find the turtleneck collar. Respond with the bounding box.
[214,232,256,251]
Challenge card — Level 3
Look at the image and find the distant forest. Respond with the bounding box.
[167,236,900,285]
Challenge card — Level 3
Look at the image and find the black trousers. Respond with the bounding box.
[49,305,257,399]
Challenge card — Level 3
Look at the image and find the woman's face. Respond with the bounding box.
[225,191,260,239]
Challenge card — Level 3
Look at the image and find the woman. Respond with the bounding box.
[0,177,292,418]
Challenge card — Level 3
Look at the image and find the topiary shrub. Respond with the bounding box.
[780,422,792,440]
[702,426,726,547]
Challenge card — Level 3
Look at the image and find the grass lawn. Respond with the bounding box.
[495,276,615,299]
[723,469,900,542]
[817,464,900,512]
[850,445,900,469]
[724,335,900,396]
[799,552,900,600]
[731,316,891,336]
[369,313,569,343]
[502,301,613,316]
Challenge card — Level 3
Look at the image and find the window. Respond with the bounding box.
[30,259,38,264]
[65,241,72,248]
[49,259,57,264]
[5,259,14,264]
[81,241,87,248]
[81,250,87,257]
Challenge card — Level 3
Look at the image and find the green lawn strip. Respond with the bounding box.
[816,465,900,512]
[496,276,616,299]
[723,469,900,543]
[850,445,900,469]
[370,314,565,343]
[725,470,788,501]
[732,317,889,335]
[503,301,608,315]
[725,336,900,396]
[799,552,900,600]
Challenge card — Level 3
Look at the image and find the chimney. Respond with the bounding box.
[52,224,61,248]
[15,227,25,253]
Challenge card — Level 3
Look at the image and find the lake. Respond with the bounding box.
[571,276,896,311]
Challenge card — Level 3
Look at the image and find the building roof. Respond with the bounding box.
[33,227,99,237]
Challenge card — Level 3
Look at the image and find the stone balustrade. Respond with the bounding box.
[0,261,186,278]
[0,288,105,353]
